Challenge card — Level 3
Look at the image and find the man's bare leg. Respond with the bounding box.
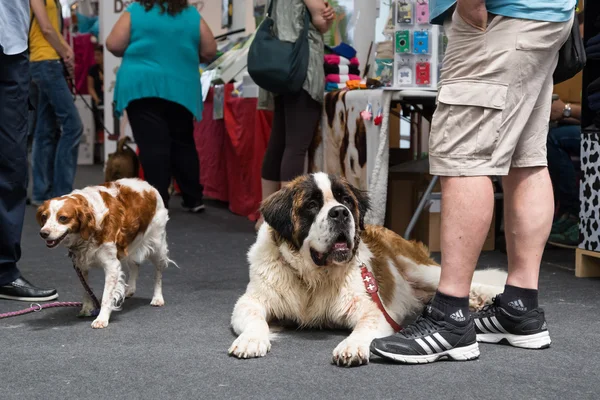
[437,176,496,297]
[502,166,554,290]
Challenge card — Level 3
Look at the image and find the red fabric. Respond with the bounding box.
[360,265,402,332]
[194,84,272,220]
[135,84,272,219]
[194,89,229,202]
[72,34,96,95]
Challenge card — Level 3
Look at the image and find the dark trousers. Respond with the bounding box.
[126,97,203,207]
[261,90,321,182]
[547,124,580,216]
[0,51,29,285]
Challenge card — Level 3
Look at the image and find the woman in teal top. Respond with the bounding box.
[106,0,216,211]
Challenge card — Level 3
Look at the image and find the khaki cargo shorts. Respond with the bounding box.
[429,10,574,177]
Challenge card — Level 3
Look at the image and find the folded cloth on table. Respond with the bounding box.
[324,64,361,75]
[588,77,600,95]
[329,43,357,60]
[326,74,361,83]
[588,92,600,111]
[324,54,360,66]
[325,82,346,91]
[346,80,367,90]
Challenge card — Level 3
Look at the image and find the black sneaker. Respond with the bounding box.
[182,199,205,213]
[472,296,551,349]
[0,276,58,302]
[370,305,480,364]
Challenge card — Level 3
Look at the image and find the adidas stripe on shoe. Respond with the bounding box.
[370,305,480,364]
[472,296,551,349]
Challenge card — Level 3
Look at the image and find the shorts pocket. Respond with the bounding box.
[429,79,507,160]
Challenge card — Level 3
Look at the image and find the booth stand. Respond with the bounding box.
[576,0,600,277]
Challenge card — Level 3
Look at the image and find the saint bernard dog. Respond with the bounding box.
[229,173,507,367]
[36,178,174,329]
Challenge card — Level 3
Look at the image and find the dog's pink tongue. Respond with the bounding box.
[334,242,348,251]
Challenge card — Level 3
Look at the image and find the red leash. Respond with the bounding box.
[0,253,100,320]
[360,264,402,332]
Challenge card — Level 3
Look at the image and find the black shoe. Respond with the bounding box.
[0,276,58,302]
[182,199,205,213]
[472,295,551,349]
[370,304,480,364]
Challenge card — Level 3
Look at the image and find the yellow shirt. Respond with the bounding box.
[29,0,61,62]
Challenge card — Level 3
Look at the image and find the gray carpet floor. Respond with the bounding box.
[1,165,598,400]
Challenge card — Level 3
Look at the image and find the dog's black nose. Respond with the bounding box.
[40,231,49,239]
[328,206,349,221]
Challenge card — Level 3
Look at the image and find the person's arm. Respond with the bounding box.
[106,12,131,57]
[87,74,100,105]
[199,18,217,63]
[551,99,582,123]
[30,0,72,62]
[304,0,335,34]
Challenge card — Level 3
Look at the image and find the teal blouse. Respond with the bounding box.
[114,3,203,120]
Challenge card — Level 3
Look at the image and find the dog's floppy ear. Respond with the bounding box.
[76,203,96,241]
[260,187,294,242]
[36,202,49,227]
[348,183,370,230]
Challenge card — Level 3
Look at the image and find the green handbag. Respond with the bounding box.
[247,0,311,94]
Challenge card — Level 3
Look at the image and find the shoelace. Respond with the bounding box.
[477,296,501,316]
[401,311,440,338]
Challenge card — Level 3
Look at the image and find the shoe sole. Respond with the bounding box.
[184,205,205,213]
[370,342,480,364]
[0,293,59,302]
[477,331,551,349]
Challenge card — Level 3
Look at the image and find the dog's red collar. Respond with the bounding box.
[360,264,402,332]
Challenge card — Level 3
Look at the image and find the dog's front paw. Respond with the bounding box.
[150,296,165,307]
[228,333,271,359]
[332,338,371,367]
[91,318,109,329]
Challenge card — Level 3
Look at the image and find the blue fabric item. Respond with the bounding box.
[330,43,356,60]
[30,60,84,202]
[585,42,600,59]
[588,92,600,111]
[114,3,203,120]
[76,12,98,34]
[0,51,28,285]
[325,82,341,91]
[547,125,580,216]
[588,77,600,95]
[587,33,600,47]
[429,0,577,26]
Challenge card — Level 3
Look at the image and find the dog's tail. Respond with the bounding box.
[116,136,133,153]
[469,269,508,310]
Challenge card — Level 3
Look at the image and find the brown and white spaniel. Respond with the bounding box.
[36,178,175,329]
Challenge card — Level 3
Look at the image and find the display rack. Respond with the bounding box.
[389,0,446,90]
[577,0,600,277]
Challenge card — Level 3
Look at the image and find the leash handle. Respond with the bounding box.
[0,253,101,320]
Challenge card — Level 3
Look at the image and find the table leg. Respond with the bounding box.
[404,175,439,240]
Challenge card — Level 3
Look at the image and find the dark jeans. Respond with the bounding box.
[30,60,83,202]
[0,51,29,285]
[261,90,321,182]
[547,124,580,216]
[126,97,203,207]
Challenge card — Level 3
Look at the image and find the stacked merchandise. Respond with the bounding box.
[390,0,444,89]
[324,43,364,92]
